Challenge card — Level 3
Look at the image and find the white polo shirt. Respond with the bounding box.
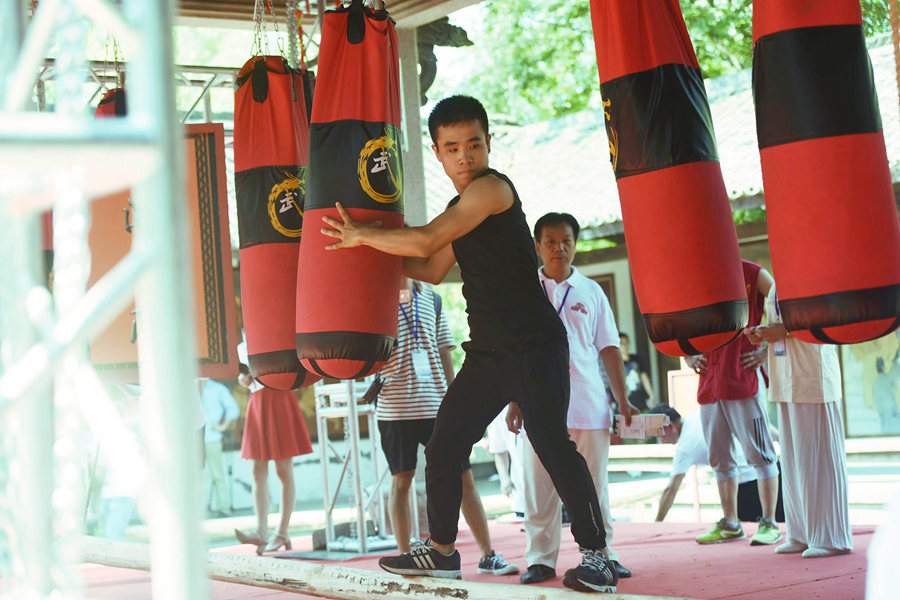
[538,266,619,430]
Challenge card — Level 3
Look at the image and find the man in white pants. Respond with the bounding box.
[746,285,853,558]
[508,212,638,584]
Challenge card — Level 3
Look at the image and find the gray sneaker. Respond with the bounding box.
[477,551,519,575]
[562,547,618,593]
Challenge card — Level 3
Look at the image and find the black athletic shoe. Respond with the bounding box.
[612,560,631,578]
[562,547,618,593]
[378,540,462,579]
[520,564,557,584]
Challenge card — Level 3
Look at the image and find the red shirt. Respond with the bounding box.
[697,260,764,404]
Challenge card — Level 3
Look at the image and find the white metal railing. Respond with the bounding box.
[0,0,206,598]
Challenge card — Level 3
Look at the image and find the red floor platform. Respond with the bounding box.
[81,521,872,599]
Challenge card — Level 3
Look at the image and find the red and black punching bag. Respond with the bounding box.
[295,0,403,379]
[95,88,127,118]
[752,1,900,344]
[234,56,320,390]
[590,0,748,356]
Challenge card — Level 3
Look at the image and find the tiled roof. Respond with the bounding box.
[423,40,900,232]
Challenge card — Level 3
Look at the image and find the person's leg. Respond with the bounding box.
[389,471,415,552]
[424,351,506,551]
[253,459,270,537]
[274,458,295,538]
[521,432,562,570]
[518,339,607,553]
[715,477,740,522]
[205,441,228,514]
[697,401,746,544]
[379,419,427,552]
[724,396,779,518]
[722,396,780,544]
[797,402,853,556]
[776,402,808,553]
[700,401,741,522]
[570,428,626,574]
[460,468,491,556]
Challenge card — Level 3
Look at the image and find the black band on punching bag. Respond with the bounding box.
[600,63,718,179]
[297,331,395,364]
[754,25,882,149]
[779,283,900,337]
[236,165,307,247]
[307,121,404,214]
[643,298,749,344]
[246,349,307,389]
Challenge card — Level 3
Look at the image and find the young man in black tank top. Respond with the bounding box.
[322,95,630,593]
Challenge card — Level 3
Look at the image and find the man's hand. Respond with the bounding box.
[506,402,523,435]
[321,202,382,250]
[685,354,707,374]
[618,399,639,427]
[743,326,764,345]
[740,346,767,369]
[746,323,787,344]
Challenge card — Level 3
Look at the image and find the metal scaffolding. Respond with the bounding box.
[0,0,207,598]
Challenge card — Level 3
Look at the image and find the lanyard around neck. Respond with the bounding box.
[541,279,571,316]
[399,287,419,341]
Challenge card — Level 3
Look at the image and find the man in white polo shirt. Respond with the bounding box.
[508,212,638,584]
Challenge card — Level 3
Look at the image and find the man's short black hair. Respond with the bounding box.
[649,404,682,424]
[428,95,489,143]
[534,212,581,242]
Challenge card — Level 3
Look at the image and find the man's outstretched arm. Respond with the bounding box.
[321,174,512,256]
[656,473,685,521]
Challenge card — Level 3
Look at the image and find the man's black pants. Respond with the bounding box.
[424,336,607,550]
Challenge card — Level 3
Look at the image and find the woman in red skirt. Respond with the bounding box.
[234,362,313,554]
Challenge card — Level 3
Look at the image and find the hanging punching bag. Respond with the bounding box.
[752,0,900,344]
[95,88,127,118]
[234,56,320,390]
[295,0,403,379]
[590,0,748,356]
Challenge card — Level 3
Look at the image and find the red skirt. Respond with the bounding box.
[241,387,313,461]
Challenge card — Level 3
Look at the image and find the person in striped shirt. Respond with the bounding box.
[376,275,518,576]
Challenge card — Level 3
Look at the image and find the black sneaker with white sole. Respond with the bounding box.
[476,551,519,575]
[562,547,618,593]
[378,540,462,579]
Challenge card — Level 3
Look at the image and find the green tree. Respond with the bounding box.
[435,0,893,123]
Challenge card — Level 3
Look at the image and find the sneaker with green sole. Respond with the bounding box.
[750,518,781,546]
[696,518,746,544]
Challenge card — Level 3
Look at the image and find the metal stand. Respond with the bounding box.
[314,377,394,554]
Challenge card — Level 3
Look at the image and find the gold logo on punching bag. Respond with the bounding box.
[358,130,403,204]
[268,171,304,237]
[603,97,619,172]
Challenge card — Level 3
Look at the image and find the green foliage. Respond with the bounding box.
[681,0,753,78]
[460,0,602,123]
[575,237,617,253]
[732,207,766,225]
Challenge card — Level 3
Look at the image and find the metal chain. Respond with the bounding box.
[286,1,299,68]
[268,0,286,58]
[252,0,268,56]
